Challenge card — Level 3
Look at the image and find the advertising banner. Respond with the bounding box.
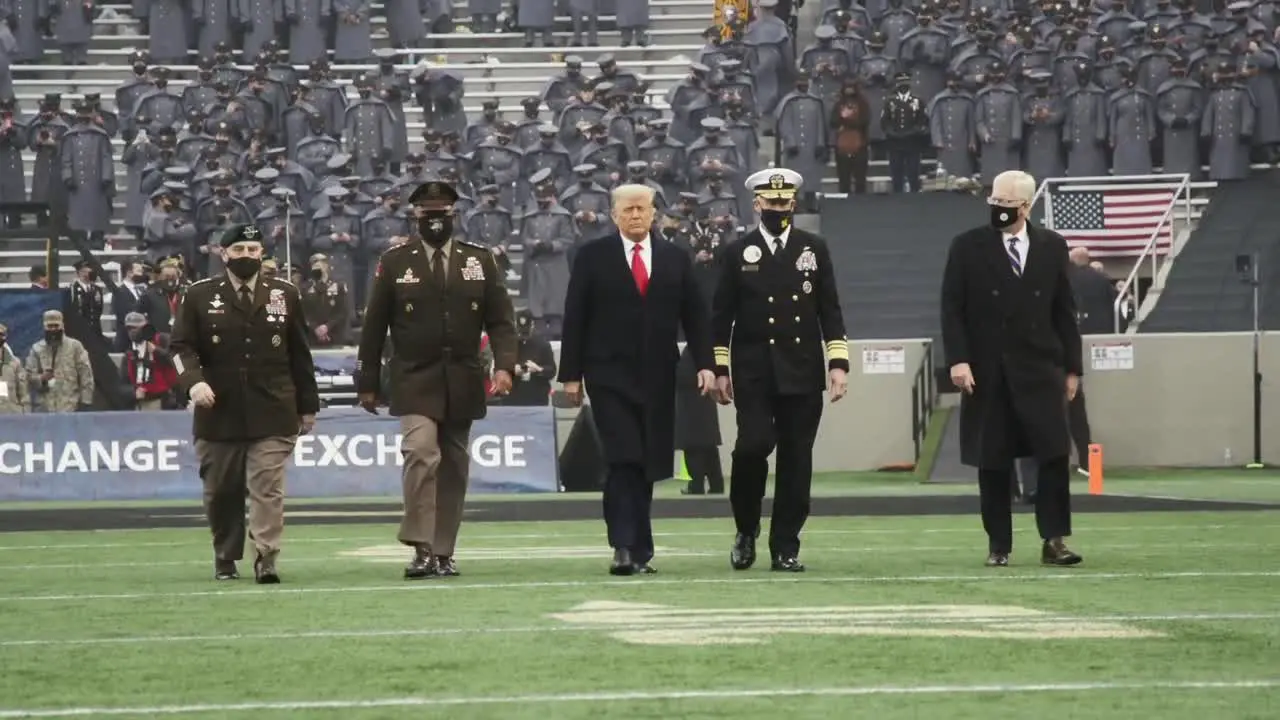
[0,407,560,501]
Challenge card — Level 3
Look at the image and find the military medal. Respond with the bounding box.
[743,245,762,263]
[212,335,220,344]
[405,302,413,312]
[462,256,486,281]
[796,248,818,272]
[471,301,479,311]
[271,335,282,347]
[802,280,813,294]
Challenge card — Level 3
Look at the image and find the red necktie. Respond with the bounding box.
[631,243,649,297]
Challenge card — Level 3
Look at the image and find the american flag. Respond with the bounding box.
[1047,188,1176,258]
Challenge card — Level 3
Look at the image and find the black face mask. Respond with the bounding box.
[131,274,146,284]
[896,83,911,94]
[226,256,261,281]
[127,329,143,342]
[760,207,792,235]
[418,211,452,247]
[990,205,1019,229]
[311,268,325,280]
[44,329,63,343]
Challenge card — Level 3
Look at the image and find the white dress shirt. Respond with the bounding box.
[759,223,793,253]
[1004,226,1030,271]
[622,234,652,275]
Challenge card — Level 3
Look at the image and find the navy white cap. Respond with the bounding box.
[746,168,803,199]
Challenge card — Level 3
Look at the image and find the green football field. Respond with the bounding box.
[1,473,1279,719]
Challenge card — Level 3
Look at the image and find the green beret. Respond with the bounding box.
[220,224,265,247]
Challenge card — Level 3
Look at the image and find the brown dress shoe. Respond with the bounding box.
[985,552,1010,567]
[1041,539,1083,566]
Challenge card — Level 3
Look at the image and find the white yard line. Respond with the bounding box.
[0,522,1276,552]
[1,611,1276,649]
[0,680,1277,717]
[0,541,1261,572]
[1,570,1278,604]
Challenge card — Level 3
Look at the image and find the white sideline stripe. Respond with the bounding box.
[1,680,1277,717]
[2,570,1278,604]
[2,611,1277,649]
[0,542,1260,572]
[1,522,1276,552]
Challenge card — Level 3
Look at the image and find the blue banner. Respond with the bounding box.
[0,289,60,359]
[0,407,560,501]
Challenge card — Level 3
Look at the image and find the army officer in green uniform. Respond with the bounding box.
[170,224,320,584]
[356,180,518,580]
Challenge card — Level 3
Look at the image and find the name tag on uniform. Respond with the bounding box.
[461,256,486,281]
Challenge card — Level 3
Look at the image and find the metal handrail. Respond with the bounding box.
[1112,174,1191,333]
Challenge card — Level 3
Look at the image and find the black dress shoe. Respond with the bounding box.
[404,547,435,579]
[985,552,1010,567]
[770,555,805,572]
[632,562,657,574]
[435,556,459,577]
[610,548,634,576]
[214,561,239,581]
[1041,539,1083,566]
[253,555,280,585]
[730,532,756,570]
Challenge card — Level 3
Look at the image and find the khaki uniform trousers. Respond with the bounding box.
[398,414,472,556]
[137,398,164,411]
[194,436,297,563]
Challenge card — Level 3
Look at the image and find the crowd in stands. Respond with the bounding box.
[1,0,1278,413]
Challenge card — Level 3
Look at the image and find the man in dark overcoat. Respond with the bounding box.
[939,169,1085,568]
[558,184,714,576]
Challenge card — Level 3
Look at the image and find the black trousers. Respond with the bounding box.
[684,447,724,493]
[729,390,824,558]
[602,462,654,563]
[888,147,922,192]
[978,456,1073,554]
[835,151,869,194]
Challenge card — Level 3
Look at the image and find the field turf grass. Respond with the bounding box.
[1,481,1279,718]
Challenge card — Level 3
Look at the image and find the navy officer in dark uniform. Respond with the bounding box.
[711,168,850,573]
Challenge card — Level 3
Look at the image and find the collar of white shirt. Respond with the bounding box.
[759,224,792,251]
[1003,226,1030,245]
[623,234,650,250]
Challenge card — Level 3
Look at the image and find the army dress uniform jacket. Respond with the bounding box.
[356,239,517,422]
[711,227,850,396]
[170,275,321,443]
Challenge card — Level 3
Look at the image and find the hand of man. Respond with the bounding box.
[1066,373,1079,402]
[492,370,513,395]
[41,369,55,383]
[526,361,542,373]
[315,324,329,342]
[358,392,379,414]
[828,368,848,402]
[696,369,716,396]
[190,381,216,408]
[563,380,584,407]
[950,363,976,394]
[135,387,146,400]
[714,375,734,405]
[299,414,316,434]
